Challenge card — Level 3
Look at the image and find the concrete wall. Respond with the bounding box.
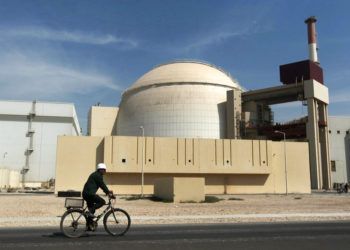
[154,177,174,201]
[154,177,205,202]
[55,136,311,194]
[103,137,271,174]
[55,136,104,192]
[304,80,329,104]
[226,89,242,139]
[87,106,119,136]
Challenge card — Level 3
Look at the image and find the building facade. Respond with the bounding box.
[329,116,350,184]
[0,100,80,187]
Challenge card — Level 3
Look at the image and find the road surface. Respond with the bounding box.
[1,221,350,249]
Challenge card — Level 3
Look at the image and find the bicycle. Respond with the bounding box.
[60,195,131,238]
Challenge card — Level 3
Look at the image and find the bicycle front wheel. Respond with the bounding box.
[103,208,131,236]
[60,209,87,238]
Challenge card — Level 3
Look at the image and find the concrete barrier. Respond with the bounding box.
[154,177,205,202]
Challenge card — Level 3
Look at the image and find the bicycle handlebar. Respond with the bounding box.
[107,191,116,200]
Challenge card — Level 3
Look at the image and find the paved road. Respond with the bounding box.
[1,222,350,249]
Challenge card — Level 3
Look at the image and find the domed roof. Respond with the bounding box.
[125,61,241,93]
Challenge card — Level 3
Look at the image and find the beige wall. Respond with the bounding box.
[55,136,311,194]
[103,137,271,174]
[154,177,205,202]
[55,136,104,192]
[154,177,174,201]
[88,106,119,136]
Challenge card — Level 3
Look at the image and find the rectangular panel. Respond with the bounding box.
[215,139,223,166]
[177,138,185,166]
[185,138,194,166]
[113,136,138,168]
[103,136,113,165]
[304,80,329,104]
[252,140,260,167]
[198,139,216,172]
[155,137,178,170]
[145,137,154,166]
[223,139,232,166]
[260,140,267,166]
[232,140,253,167]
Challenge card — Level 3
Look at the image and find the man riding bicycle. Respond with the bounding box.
[60,163,130,237]
[82,163,114,221]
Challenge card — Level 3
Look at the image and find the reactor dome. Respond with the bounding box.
[116,61,242,139]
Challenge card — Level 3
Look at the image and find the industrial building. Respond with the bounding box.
[56,54,319,195]
[0,100,80,188]
[54,16,335,196]
[56,61,310,195]
[328,116,350,184]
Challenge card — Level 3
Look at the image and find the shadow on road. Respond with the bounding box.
[41,231,66,238]
[42,231,110,239]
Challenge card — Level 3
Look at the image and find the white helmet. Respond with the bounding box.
[97,163,107,170]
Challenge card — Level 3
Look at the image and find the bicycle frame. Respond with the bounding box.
[71,197,115,223]
[61,196,130,237]
[94,198,115,222]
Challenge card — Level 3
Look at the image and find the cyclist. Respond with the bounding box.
[82,163,114,222]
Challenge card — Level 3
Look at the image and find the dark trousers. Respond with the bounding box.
[83,193,106,214]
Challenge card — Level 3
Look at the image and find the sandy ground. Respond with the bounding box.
[1,192,350,227]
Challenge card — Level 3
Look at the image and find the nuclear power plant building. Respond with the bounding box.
[1,16,339,197]
[55,60,316,196]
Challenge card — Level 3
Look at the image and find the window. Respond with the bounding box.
[331,160,336,172]
[337,130,340,134]
[329,130,331,134]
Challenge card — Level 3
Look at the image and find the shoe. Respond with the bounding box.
[86,221,97,232]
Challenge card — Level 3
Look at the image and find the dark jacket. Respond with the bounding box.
[83,170,109,196]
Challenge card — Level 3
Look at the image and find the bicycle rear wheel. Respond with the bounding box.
[103,208,131,236]
[60,209,87,238]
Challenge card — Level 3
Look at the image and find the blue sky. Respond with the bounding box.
[0,0,349,133]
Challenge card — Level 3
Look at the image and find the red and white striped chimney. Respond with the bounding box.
[305,16,318,63]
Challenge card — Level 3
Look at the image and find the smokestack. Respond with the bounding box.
[305,16,318,63]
